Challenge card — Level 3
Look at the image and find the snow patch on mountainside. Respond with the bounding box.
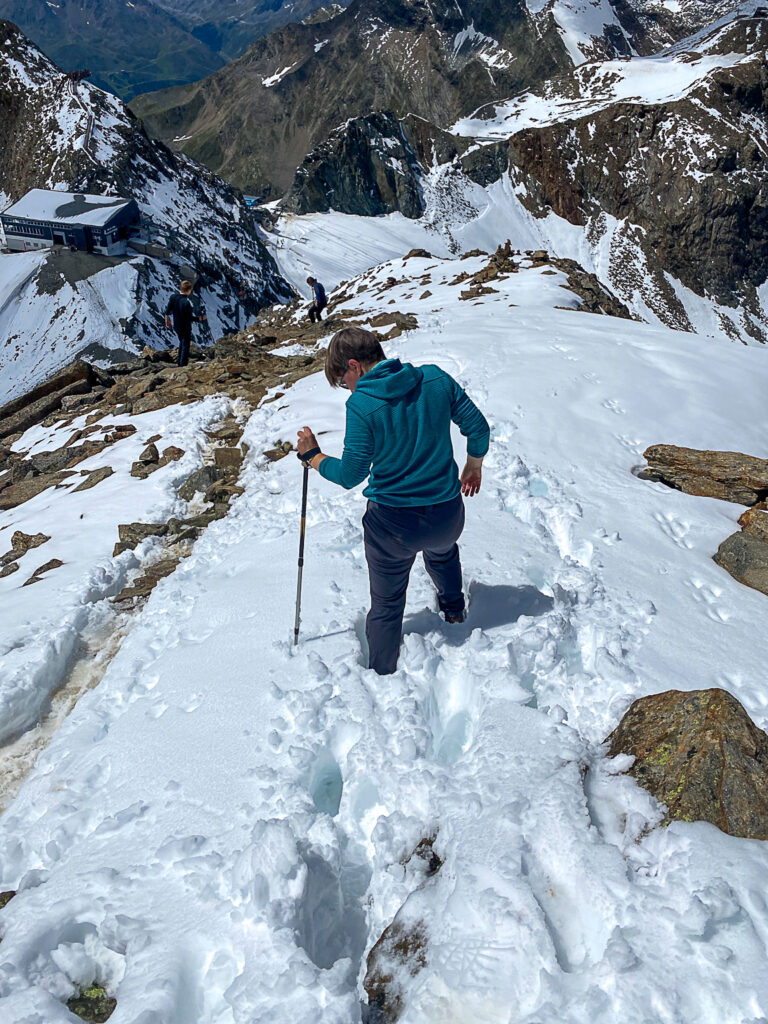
[453,48,758,137]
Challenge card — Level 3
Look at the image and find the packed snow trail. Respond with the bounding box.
[0,256,767,1022]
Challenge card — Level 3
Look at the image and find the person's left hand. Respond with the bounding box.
[297,427,319,456]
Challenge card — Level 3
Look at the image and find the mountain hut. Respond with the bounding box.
[0,189,140,255]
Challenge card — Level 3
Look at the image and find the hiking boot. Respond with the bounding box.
[444,609,466,624]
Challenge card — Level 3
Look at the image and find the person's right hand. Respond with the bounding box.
[461,457,483,497]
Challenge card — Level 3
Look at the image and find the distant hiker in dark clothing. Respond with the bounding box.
[297,327,490,675]
[307,276,327,323]
[165,279,206,367]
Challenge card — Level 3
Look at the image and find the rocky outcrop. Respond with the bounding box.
[642,445,768,505]
[739,502,768,543]
[22,557,64,587]
[607,688,768,839]
[284,112,465,218]
[641,446,768,598]
[0,361,102,440]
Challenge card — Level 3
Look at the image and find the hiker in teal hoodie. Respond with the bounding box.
[297,326,490,675]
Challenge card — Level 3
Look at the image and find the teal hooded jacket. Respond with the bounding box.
[318,358,490,506]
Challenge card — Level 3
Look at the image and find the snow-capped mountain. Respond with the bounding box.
[275,11,768,343]
[131,0,765,195]
[131,0,574,196]
[0,20,292,403]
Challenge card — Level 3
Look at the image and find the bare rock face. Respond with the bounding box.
[607,688,768,839]
[284,111,465,218]
[642,445,768,505]
[739,502,768,543]
[0,361,94,440]
[714,531,768,596]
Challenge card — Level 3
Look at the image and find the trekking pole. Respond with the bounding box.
[293,459,310,645]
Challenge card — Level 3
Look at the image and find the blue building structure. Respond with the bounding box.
[1,189,140,255]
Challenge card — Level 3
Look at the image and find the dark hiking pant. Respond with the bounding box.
[308,301,326,323]
[176,328,191,366]
[363,494,465,675]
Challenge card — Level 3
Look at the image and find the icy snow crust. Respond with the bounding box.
[0,255,767,1022]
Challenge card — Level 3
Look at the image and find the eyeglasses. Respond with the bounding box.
[338,361,350,389]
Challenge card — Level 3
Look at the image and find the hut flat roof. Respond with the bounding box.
[2,189,134,227]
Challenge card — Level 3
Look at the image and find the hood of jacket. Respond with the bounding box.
[353,358,423,402]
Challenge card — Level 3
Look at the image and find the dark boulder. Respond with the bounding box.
[714,531,768,596]
[178,466,223,501]
[607,688,768,839]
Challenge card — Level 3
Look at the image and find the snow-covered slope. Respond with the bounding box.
[0,248,767,1022]
[0,20,291,404]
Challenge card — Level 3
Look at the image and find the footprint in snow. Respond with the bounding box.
[654,511,694,549]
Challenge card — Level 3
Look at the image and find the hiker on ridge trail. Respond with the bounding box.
[297,327,490,675]
[307,276,327,323]
[164,279,206,367]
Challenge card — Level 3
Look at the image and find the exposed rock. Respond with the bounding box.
[0,891,16,910]
[0,360,93,439]
[105,425,137,443]
[11,531,50,554]
[204,481,244,504]
[117,522,169,548]
[133,0,571,197]
[739,502,768,544]
[264,447,290,462]
[113,557,180,603]
[363,917,429,1024]
[607,688,768,838]
[403,248,433,261]
[130,460,160,480]
[213,447,243,471]
[405,835,442,878]
[73,466,114,492]
[162,445,185,462]
[0,562,19,578]
[367,312,419,338]
[66,983,116,1023]
[178,466,223,501]
[714,531,768,597]
[0,473,71,511]
[141,346,174,363]
[642,445,768,505]
[22,557,65,586]
[138,442,160,464]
